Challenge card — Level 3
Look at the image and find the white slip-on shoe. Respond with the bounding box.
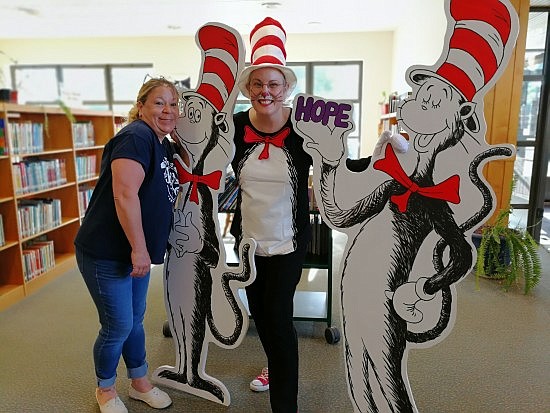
[129,386,172,409]
[95,393,128,413]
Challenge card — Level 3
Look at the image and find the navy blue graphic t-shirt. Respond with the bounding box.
[75,120,179,264]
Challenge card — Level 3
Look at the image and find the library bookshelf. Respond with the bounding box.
[377,92,410,138]
[378,112,398,135]
[0,103,125,311]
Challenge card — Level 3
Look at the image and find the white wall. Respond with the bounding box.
[391,0,448,94]
[0,15,447,156]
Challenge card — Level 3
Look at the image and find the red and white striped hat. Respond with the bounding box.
[408,0,517,102]
[188,23,243,112]
[237,17,297,99]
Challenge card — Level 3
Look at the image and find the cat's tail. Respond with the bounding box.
[460,146,514,233]
[207,241,253,346]
[407,146,513,343]
[406,286,452,343]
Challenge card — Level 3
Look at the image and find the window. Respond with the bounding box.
[236,61,363,158]
[511,8,549,238]
[512,12,547,211]
[11,64,153,114]
[12,62,363,156]
[12,66,58,104]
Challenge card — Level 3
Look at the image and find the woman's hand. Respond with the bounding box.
[131,249,152,277]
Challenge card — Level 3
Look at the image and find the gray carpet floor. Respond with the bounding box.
[1,230,550,413]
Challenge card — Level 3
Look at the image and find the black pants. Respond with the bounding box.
[246,245,307,413]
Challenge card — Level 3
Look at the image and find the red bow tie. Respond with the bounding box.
[243,125,290,159]
[175,161,222,204]
[373,145,460,213]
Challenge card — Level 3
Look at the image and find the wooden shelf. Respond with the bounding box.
[0,241,19,252]
[0,103,118,311]
[0,284,25,311]
[77,176,99,184]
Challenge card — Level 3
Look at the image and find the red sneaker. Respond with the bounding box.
[249,367,269,392]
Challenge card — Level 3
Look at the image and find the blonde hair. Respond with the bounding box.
[127,77,179,123]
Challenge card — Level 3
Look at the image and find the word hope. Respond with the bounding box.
[294,96,351,128]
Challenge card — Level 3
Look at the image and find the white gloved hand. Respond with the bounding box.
[389,132,409,153]
[373,131,409,157]
[384,277,435,324]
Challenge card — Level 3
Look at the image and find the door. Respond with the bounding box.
[512,7,550,243]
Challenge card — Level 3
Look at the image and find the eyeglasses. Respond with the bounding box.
[249,80,285,95]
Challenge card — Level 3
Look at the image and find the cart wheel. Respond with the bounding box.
[162,320,172,338]
[325,326,340,344]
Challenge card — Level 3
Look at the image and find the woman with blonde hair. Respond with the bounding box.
[75,77,180,413]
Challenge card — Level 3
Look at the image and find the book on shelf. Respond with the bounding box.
[221,186,239,211]
[0,118,6,155]
[76,154,97,180]
[385,91,411,114]
[218,171,239,212]
[17,198,62,238]
[310,214,317,255]
[72,121,95,148]
[307,213,328,256]
[308,185,318,211]
[8,121,44,154]
[0,214,5,246]
[12,158,67,194]
[78,185,95,216]
[22,236,55,281]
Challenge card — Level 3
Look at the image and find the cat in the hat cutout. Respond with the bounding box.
[151,22,255,406]
[291,0,519,411]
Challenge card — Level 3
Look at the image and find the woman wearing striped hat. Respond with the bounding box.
[230,17,310,413]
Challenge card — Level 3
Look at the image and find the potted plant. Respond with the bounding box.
[0,57,16,102]
[473,206,542,294]
[0,71,10,102]
[378,91,388,115]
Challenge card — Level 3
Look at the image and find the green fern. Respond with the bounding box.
[57,99,76,123]
[475,207,541,294]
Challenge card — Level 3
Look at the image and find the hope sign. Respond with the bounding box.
[294,96,352,128]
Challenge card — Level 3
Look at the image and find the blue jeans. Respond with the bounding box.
[76,247,150,388]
